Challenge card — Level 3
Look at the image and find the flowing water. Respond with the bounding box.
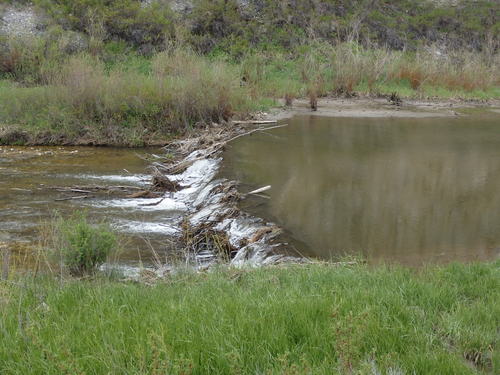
[221,112,500,266]
[0,146,180,270]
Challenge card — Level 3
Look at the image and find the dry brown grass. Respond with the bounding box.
[390,49,499,92]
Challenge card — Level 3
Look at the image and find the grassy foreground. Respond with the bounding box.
[1,262,498,374]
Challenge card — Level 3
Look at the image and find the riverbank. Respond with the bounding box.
[1,41,499,146]
[1,261,498,374]
[265,97,500,122]
[2,93,499,147]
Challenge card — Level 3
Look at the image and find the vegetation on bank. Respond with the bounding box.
[1,42,498,146]
[0,0,499,145]
[0,261,498,374]
[0,48,258,145]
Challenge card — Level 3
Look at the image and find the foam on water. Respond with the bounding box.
[114,220,180,235]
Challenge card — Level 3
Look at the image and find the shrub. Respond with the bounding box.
[50,212,117,276]
[0,28,89,84]
[33,0,175,50]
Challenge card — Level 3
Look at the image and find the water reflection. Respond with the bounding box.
[222,114,500,265]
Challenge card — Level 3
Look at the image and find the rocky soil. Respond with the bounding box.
[0,7,42,36]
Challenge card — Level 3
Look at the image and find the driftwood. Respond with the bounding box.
[231,120,278,125]
[157,124,288,175]
[50,184,151,201]
[139,198,165,207]
[225,124,288,144]
[246,185,271,196]
[249,226,281,243]
[55,195,92,201]
[151,173,181,192]
[126,190,161,199]
[51,185,144,192]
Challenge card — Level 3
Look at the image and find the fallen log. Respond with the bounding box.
[126,190,161,199]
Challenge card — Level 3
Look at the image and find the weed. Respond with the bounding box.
[46,212,117,277]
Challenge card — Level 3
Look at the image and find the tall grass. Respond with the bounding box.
[0,39,498,145]
[391,48,500,92]
[238,42,499,101]
[0,262,498,374]
[0,48,256,145]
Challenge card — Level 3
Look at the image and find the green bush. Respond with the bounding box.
[53,212,117,276]
[0,26,87,84]
[33,0,175,50]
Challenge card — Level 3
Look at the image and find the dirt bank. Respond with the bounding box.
[2,97,498,147]
[266,97,500,121]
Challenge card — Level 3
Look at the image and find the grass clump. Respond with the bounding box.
[0,261,498,374]
[46,212,117,276]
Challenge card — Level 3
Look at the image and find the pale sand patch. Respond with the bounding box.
[265,97,500,121]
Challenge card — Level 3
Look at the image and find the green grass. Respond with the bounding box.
[1,262,498,374]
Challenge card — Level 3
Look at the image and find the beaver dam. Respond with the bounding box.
[0,123,300,276]
[2,110,500,271]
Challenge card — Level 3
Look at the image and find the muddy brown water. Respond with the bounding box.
[0,146,179,271]
[221,113,500,266]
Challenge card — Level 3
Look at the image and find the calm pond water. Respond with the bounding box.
[0,146,179,269]
[221,113,500,265]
